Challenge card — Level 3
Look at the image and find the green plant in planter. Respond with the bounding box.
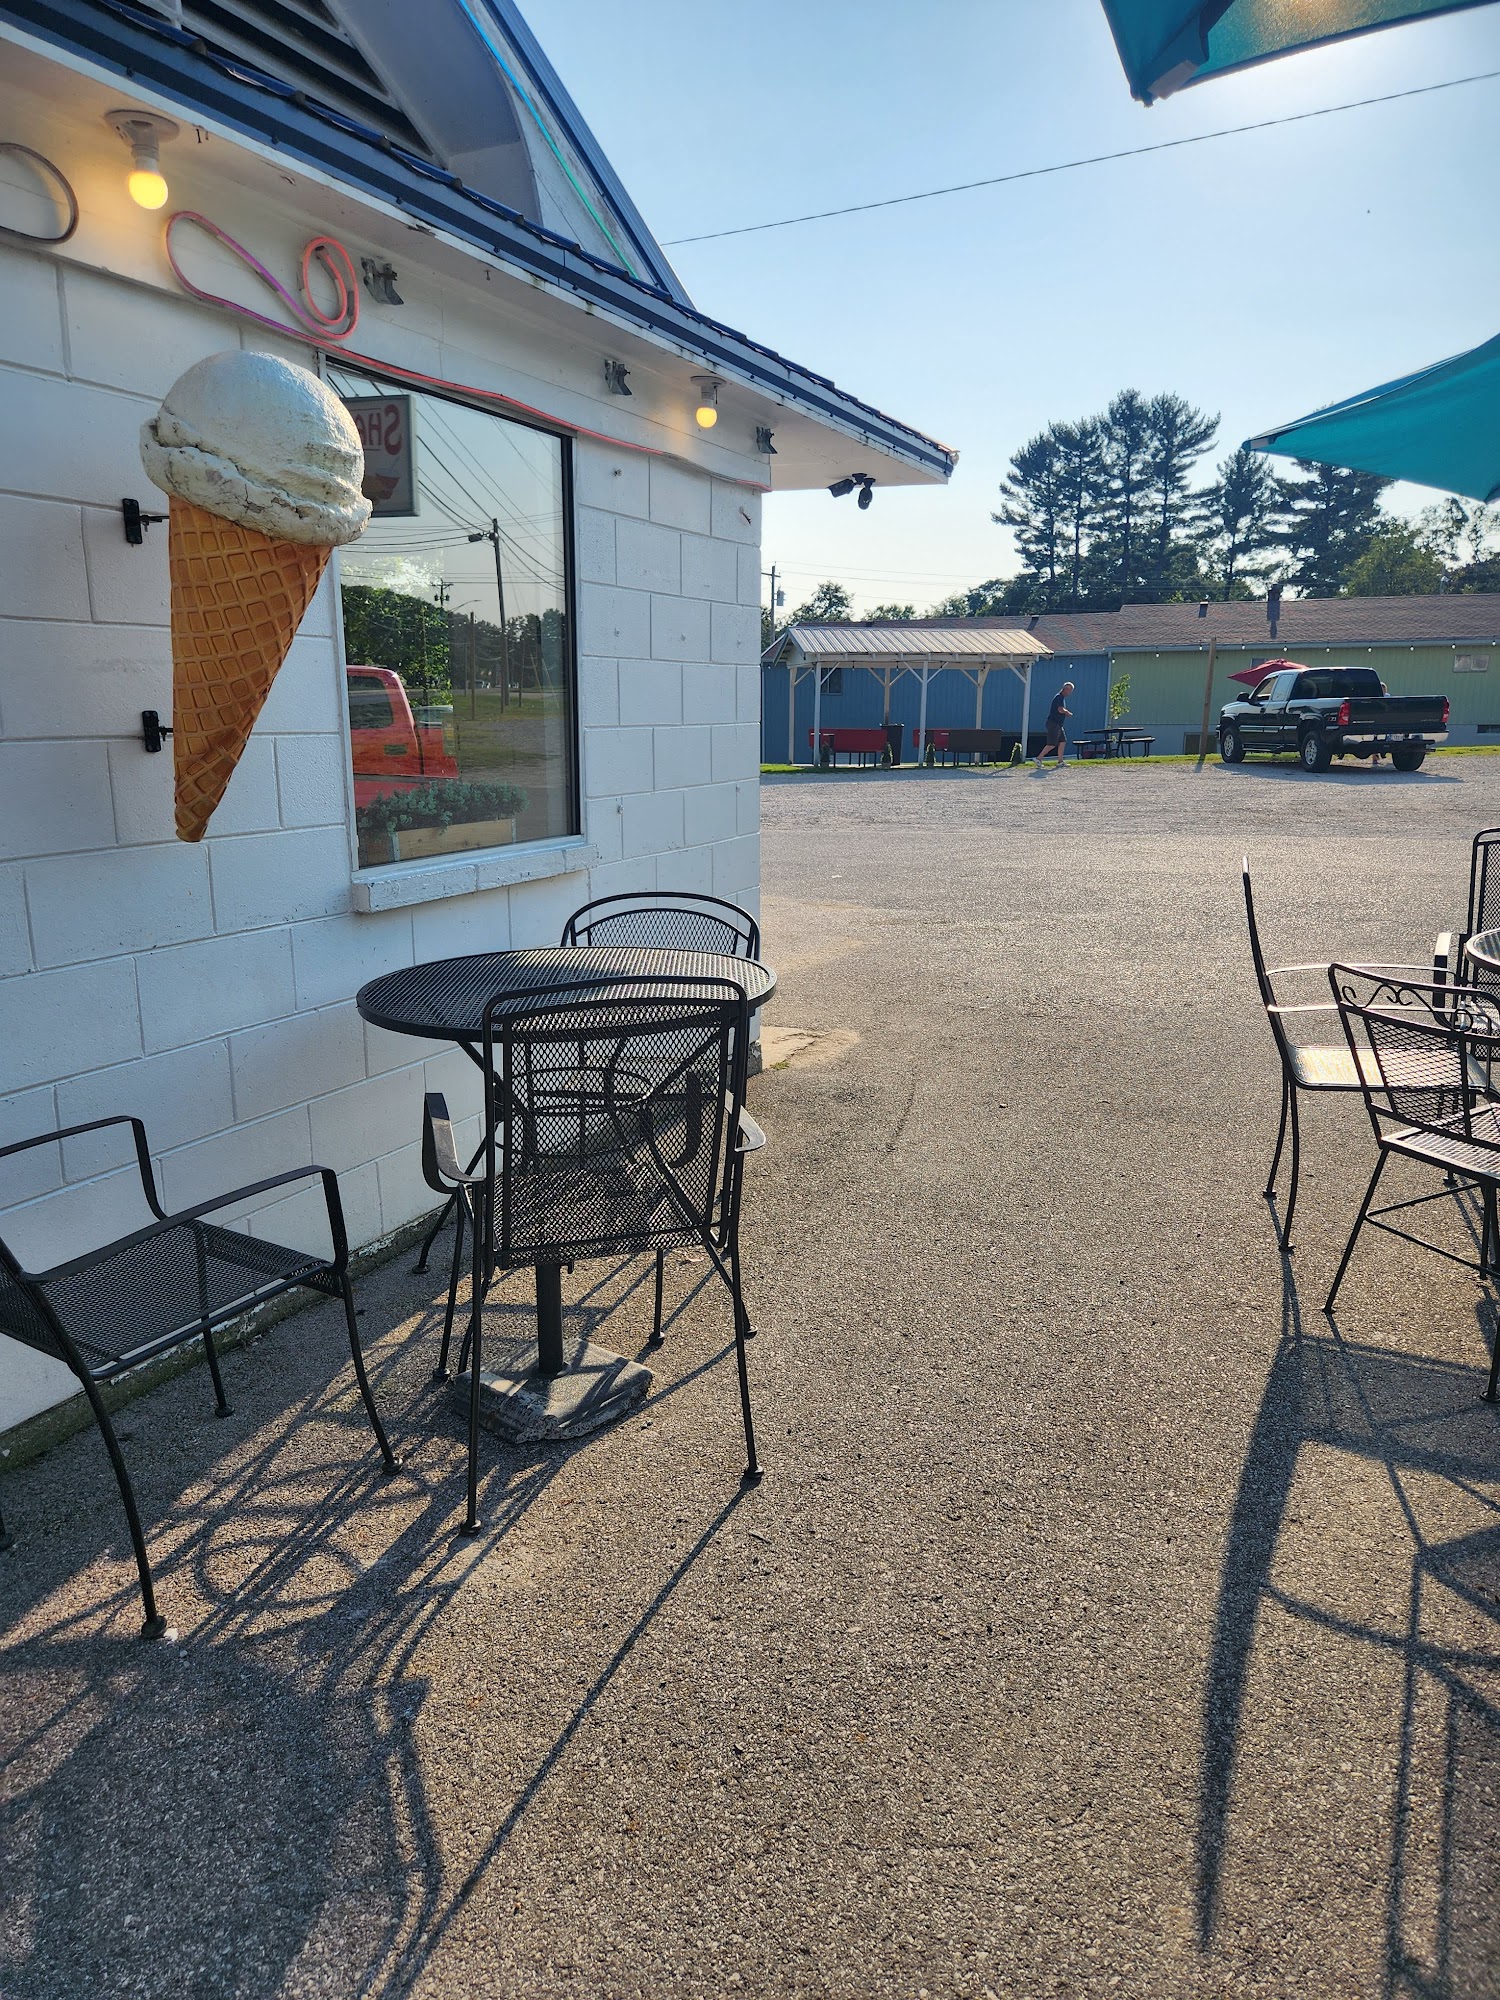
[356,779,528,840]
[1108,674,1131,723]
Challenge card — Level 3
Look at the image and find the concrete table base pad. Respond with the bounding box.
[453,1341,653,1443]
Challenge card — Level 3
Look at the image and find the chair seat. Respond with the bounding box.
[19,1219,328,1374]
[1288,1042,1489,1094]
[1387,1101,1500,1180]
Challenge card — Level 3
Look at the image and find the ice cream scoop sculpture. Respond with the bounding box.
[140,350,369,841]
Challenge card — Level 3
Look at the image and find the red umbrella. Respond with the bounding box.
[1228,661,1289,688]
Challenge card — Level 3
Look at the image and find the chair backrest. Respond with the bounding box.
[560,892,760,961]
[481,975,749,1268]
[1465,829,1500,992]
[1328,963,1489,1139]
[1241,861,1292,1063]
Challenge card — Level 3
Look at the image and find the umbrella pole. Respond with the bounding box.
[1195,635,1217,772]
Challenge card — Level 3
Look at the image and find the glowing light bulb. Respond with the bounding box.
[128,166,169,210]
[695,400,718,429]
[691,375,721,430]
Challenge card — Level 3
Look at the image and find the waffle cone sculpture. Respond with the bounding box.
[167,501,329,841]
[141,352,370,842]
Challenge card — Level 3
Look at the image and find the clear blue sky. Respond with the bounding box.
[527,0,1500,614]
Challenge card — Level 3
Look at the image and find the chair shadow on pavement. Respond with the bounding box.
[1198,1242,1500,1996]
[0,1246,748,2000]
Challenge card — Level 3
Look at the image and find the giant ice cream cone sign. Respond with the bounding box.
[140,351,370,841]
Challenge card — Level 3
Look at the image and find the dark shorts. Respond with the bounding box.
[1044,725,1064,749]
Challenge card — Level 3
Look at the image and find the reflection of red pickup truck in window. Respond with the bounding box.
[346,665,458,806]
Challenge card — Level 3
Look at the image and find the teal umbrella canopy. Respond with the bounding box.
[1101,0,1494,101]
[1246,333,1500,503]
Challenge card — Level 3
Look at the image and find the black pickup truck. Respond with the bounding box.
[1218,663,1449,772]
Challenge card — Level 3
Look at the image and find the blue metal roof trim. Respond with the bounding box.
[3,0,954,477]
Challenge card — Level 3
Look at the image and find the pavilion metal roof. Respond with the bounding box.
[770,623,1051,663]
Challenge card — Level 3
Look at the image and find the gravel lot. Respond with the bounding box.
[4,754,1500,1998]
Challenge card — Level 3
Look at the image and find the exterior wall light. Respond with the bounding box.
[691,375,722,429]
[830,473,876,508]
[107,109,180,210]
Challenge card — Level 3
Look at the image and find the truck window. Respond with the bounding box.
[347,677,396,730]
[1292,669,1383,699]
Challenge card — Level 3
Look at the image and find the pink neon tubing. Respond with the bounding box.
[161,209,771,484]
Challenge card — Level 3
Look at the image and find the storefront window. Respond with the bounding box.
[329,367,577,869]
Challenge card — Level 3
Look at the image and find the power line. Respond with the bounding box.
[663,69,1500,245]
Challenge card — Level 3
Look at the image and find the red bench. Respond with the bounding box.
[810,728,892,767]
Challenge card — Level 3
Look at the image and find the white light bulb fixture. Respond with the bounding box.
[691,375,722,430]
[107,109,180,211]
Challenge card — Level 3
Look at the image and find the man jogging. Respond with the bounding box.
[1036,681,1074,770]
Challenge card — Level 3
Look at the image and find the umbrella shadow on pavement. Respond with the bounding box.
[1197,1248,1500,1992]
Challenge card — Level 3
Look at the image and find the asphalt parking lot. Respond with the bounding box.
[4,753,1500,1998]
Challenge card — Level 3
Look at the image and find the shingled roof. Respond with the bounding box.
[992,595,1500,653]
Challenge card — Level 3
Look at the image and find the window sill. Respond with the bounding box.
[352,838,599,912]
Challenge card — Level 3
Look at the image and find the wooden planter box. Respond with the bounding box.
[362,817,517,865]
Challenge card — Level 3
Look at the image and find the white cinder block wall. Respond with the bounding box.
[0,215,762,1429]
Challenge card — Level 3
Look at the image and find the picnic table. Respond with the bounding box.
[1074,727,1156,759]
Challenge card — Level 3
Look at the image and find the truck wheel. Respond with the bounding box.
[1218,724,1245,764]
[1299,731,1333,773]
[1391,748,1426,773]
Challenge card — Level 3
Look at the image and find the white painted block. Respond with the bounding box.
[0,958,142,1090]
[618,660,682,728]
[650,593,711,665]
[682,665,737,727]
[257,631,343,733]
[510,867,590,947]
[736,779,760,835]
[579,582,652,661]
[230,1001,367,1121]
[26,842,213,967]
[0,244,64,374]
[309,1066,426,1175]
[376,1139,440,1237]
[0,1083,61,1205]
[711,601,759,665]
[291,909,414,1011]
[737,544,762,608]
[574,505,616,585]
[137,927,295,1054]
[622,788,684,860]
[649,460,710,535]
[680,534,739,604]
[424,1044,483,1124]
[0,867,30,977]
[209,828,351,933]
[683,783,738,848]
[574,443,650,519]
[57,1038,235,1180]
[711,482,760,544]
[615,517,681,596]
[583,727,653,797]
[156,1104,314,1218]
[275,735,348,829]
[0,741,115,861]
[245,1162,378,1261]
[737,663,761,722]
[0,1166,159,1277]
[1,619,168,739]
[364,1020,438,1078]
[0,496,89,619]
[584,796,624,865]
[653,724,713,793]
[409,882,513,961]
[654,845,714,895]
[109,733,280,847]
[576,654,619,728]
[0,1340,77,1433]
[712,834,759,898]
[712,721,760,784]
[81,502,170,626]
[4,369,153,506]
[588,855,657,901]
[62,265,230,397]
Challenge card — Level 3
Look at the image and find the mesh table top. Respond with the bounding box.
[356,946,776,1044]
[1465,930,1500,974]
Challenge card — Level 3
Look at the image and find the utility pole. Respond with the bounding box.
[467,519,513,710]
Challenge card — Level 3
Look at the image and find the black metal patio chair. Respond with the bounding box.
[1324,966,1500,1398]
[422,975,765,1532]
[1242,861,1442,1250]
[0,1117,397,1638]
[560,892,763,1346]
[1435,825,1500,1001]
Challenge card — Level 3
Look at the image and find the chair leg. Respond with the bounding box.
[1325,1151,1388,1315]
[435,1195,466,1381]
[0,1500,13,1552]
[1483,1185,1498,1279]
[79,1375,166,1640]
[1266,1074,1290,1198]
[728,1249,762,1486]
[1278,1088,1303,1251]
[413,1190,457,1276]
[341,1279,397,1474]
[650,1247,666,1346]
[202,1325,232,1417]
[461,1211,485,1536]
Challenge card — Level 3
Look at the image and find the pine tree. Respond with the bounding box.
[1278,462,1391,595]
[1095,389,1153,603]
[1142,393,1218,599]
[1198,447,1284,597]
[995,431,1068,606]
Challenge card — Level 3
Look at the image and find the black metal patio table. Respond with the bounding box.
[356,946,776,1378]
[1464,930,1500,979]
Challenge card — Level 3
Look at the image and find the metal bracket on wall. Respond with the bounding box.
[122,497,167,545]
[141,710,172,753]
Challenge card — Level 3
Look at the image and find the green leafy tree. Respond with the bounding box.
[789,580,853,624]
[1344,524,1446,596]
[1278,461,1391,595]
[865,602,918,621]
[1107,673,1131,722]
[1198,447,1284,598]
[928,579,1014,617]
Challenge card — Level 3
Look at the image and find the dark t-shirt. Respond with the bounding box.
[1046,693,1070,728]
